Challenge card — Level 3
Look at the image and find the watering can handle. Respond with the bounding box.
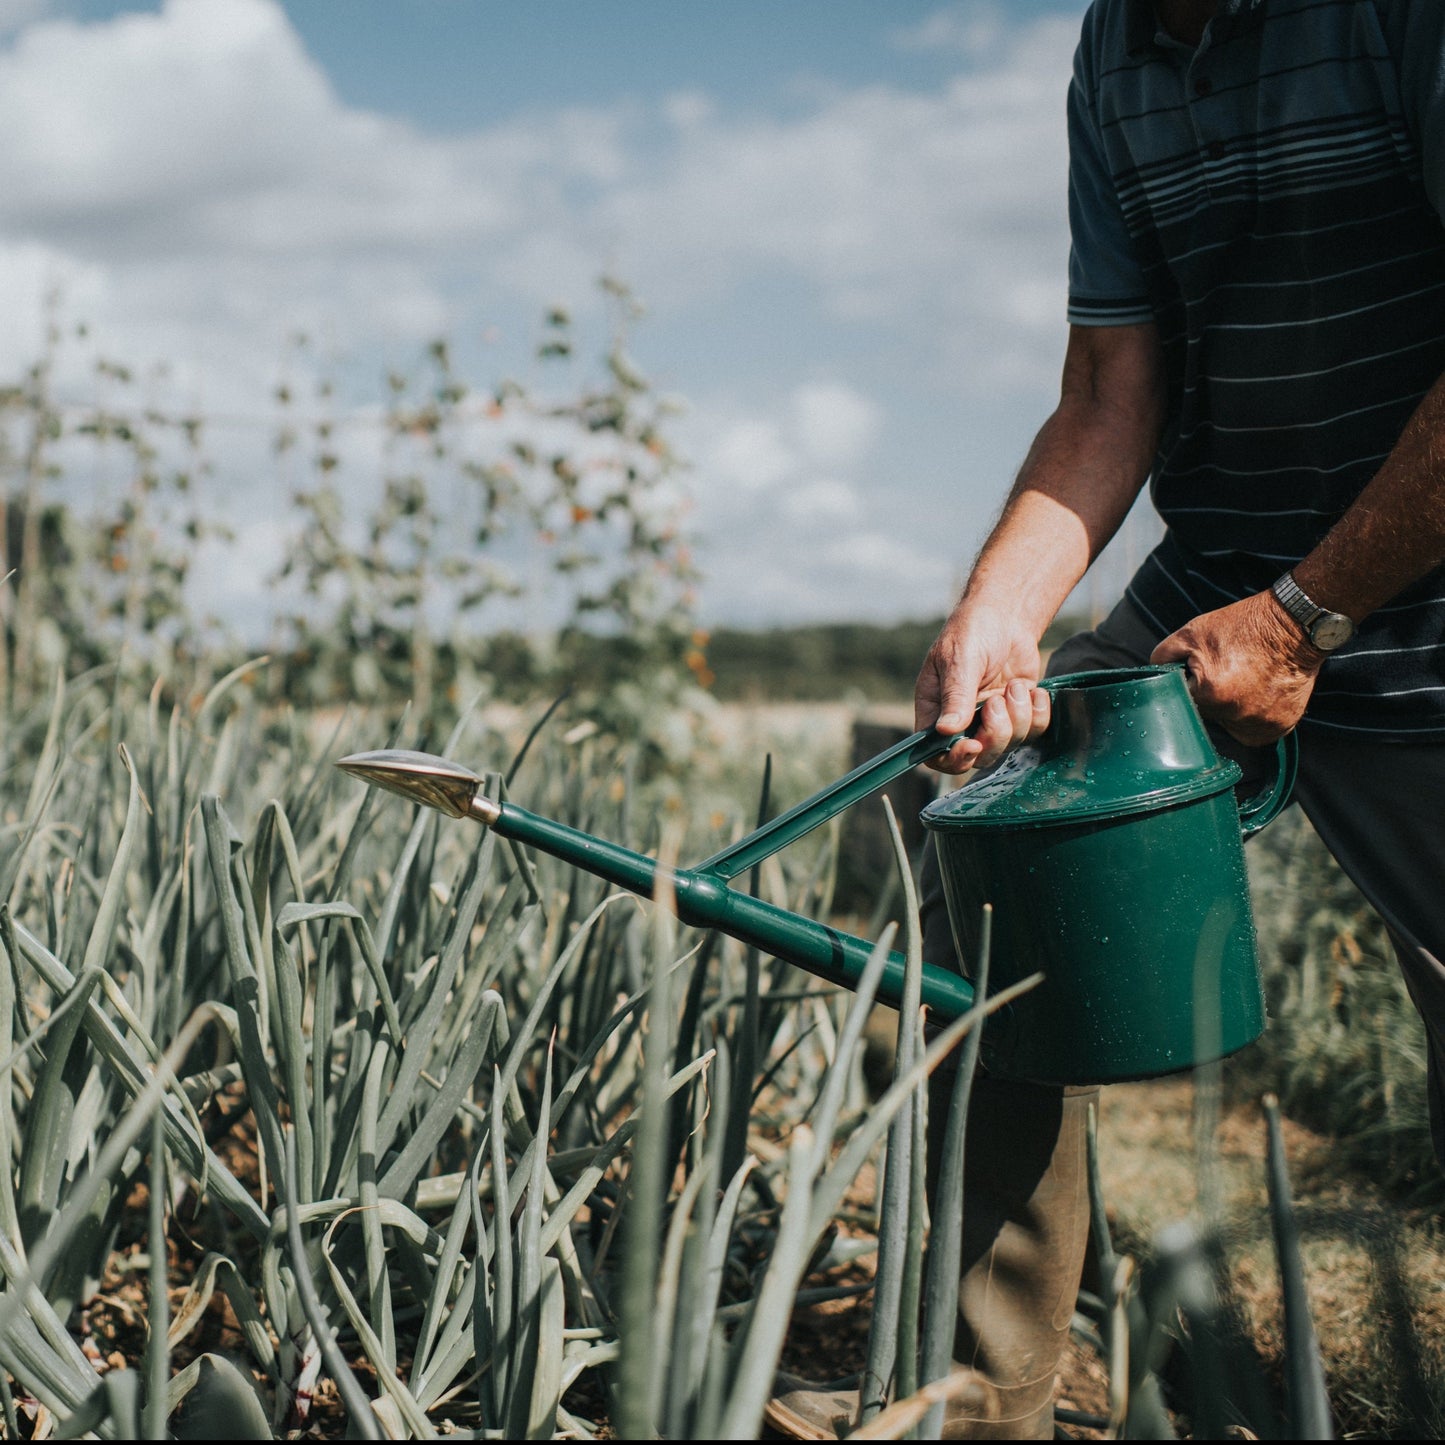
[694,726,973,882]
[1236,730,1299,837]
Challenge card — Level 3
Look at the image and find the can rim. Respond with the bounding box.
[920,757,1243,830]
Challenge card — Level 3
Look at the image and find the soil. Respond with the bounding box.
[1098,1075,1445,1440]
[38,1063,1445,1440]
[769,1073,1445,1440]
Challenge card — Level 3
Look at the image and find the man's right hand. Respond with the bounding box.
[912,322,1163,776]
[913,604,1051,775]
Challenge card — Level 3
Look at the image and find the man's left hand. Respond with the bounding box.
[1150,591,1322,745]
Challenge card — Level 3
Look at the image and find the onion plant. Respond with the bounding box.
[0,664,1342,1440]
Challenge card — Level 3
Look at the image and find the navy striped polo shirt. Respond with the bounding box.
[1068,0,1445,737]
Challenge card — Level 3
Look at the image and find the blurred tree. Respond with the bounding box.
[271,278,705,757]
[0,297,228,710]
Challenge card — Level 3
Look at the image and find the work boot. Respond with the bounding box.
[762,1368,1001,1440]
[761,1375,856,1441]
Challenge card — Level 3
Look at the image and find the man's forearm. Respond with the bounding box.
[1293,370,1445,621]
[916,323,1164,763]
[1151,367,1445,745]
[963,355,1162,637]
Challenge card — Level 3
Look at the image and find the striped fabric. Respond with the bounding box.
[1067,0,1445,737]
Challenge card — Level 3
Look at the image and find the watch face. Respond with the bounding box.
[1309,613,1355,650]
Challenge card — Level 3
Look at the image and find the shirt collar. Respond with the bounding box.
[1125,0,1266,58]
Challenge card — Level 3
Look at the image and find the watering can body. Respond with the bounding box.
[338,663,1294,1088]
[924,666,1290,1083]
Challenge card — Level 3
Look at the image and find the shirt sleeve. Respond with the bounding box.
[1066,38,1154,327]
[1377,0,1445,221]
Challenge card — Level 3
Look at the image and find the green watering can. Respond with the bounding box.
[339,664,1295,1085]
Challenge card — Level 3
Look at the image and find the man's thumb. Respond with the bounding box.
[1150,630,1188,665]
[933,682,979,736]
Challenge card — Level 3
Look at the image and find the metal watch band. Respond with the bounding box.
[1270,571,1355,651]
[1271,571,1320,626]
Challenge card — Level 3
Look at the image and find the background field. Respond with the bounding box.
[0,297,1440,1440]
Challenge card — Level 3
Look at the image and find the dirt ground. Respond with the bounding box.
[1098,1075,1445,1440]
[771,1074,1445,1440]
[69,1066,1445,1440]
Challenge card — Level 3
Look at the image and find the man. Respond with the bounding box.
[771,0,1445,1437]
[917,0,1445,1436]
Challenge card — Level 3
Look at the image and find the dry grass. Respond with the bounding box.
[1098,1075,1445,1439]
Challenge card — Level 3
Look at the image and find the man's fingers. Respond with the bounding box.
[1004,679,1034,743]
[974,691,1023,767]
[926,678,1050,775]
[935,735,985,771]
[1029,686,1051,738]
[1145,597,1319,745]
[914,647,974,733]
[923,679,986,774]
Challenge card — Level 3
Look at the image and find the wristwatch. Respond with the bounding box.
[1270,571,1356,651]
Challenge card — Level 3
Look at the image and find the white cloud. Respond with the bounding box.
[663,91,715,130]
[0,0,1083,628]
[582,16,1075,394]
[0,241,104,375]
[0,0,1074,384]
[1,0,336,233]
[0,0,633,371]
[792,383,881,469]
[822,532,946,579]
[0,0,49,36]
[682,382,960,625]
[708,417,795,494]
[779,478,861,524]
[890,5,1007,60]
[690,381,882,501]
[692,518,953,629]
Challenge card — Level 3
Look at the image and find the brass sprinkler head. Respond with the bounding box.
[336,749,500,824]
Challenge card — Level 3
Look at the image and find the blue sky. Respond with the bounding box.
[0,0,1157,636]
[282,1,1086,129]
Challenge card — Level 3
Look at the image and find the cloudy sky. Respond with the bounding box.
[0,0,1157,637]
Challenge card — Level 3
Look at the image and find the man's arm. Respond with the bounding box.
[1152,370,1445,745]
[915,321,1165,773]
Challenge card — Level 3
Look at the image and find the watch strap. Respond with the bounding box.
[1270,571,1355,650]
[1271,571,1322,628]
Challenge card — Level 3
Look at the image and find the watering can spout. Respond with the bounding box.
[336,749,501,824]
[336,745,979,1022]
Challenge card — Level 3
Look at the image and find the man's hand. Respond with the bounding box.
[911,321,1163,775]
[1150,590,1322,744]
[914,605,1052,774]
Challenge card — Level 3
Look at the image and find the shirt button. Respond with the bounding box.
[1194,75,1213,97]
